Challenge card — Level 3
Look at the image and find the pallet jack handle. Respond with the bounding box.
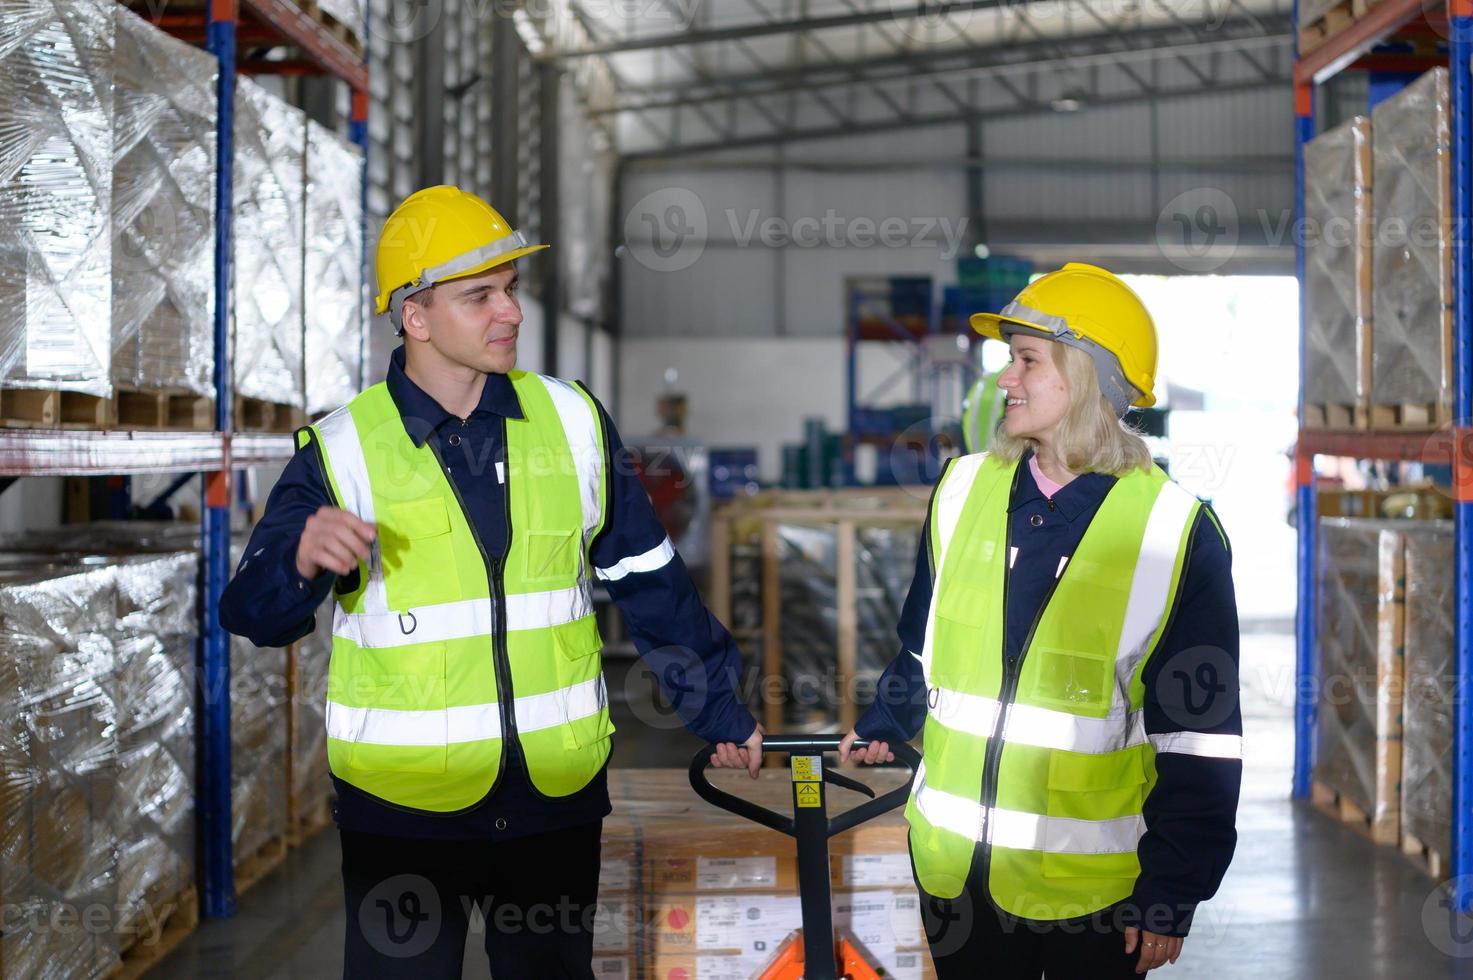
[689,734,922,980]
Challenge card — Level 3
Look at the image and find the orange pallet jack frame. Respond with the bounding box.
[689,733,921,980]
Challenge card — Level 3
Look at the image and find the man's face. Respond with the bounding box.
[403,263,522,374]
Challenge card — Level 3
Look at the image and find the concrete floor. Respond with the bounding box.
[149,633,1473,979]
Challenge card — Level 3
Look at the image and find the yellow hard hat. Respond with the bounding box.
[375,184,548,325]
[970,262,1157,413]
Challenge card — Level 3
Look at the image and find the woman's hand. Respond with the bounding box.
[838,728,894,764]
[1124,927,1182,973]
[710,723,765,778]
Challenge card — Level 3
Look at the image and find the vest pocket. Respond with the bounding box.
[1025,645,1113,714]
[382,498,460,610]
[554,617,613,749]
[345,643,449,774]
[524,529,581,586]
[1039,747,1145,879]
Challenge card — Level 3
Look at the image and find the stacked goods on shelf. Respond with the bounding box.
[304,119,366,417]
[0,0,115,429]
[1303,116,1372,430]
[1312,518,1404,844]
[110,553,200,965]
[0,547,202,979]
[306,0,365,53]
[228,537,290,894]
[1371,67,1452,430]
[1401,523,1454,876]
[233,76,307,432]
[606,768,934,980]
[111,6,217,432]
[287,607,334,845]
[0,563,122,979]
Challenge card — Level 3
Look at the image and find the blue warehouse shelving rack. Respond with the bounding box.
[0,0,369,921]
[1293,0,1473,909]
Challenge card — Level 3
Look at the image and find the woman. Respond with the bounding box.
[840,263,1241,979]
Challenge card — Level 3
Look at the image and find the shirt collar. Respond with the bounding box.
[385,345,525,447]
[1008,448,1117,522]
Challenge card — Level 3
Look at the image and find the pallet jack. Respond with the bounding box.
[689,734,923,980]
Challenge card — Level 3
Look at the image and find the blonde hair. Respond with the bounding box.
[991,340,1153,476]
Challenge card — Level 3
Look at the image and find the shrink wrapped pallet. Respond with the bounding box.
[1302,116,1371,427]
[229,539,289,877]
[0,563,122,979]
[1401,522,1454,867]
[111,5,217,399]
[0,0,115,399]
[314,0,365,43]
[1313,518,1403,844]
[1371,68,1452,426]
[233,76,305,409]
[304,119,365,415]
[111,553,197,941]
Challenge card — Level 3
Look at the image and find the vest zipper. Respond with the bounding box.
[426,431,521,773]
[975,466,1068,902]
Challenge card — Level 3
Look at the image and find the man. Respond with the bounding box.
[221,184,763,978]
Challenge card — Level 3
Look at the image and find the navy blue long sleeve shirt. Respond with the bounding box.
[855,452,1241,938]
[220,346,758,841]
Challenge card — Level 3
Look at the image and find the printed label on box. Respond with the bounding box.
[593,897,632,954]
[696,855,777,890]
[856,943,928,980]
[592,956,630,980]
[694,954,768,980]
[842,853,912,887]
[835,890,923,948]
[600,857,633,892]
[695,895,802,953]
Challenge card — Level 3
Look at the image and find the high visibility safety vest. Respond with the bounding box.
[301,372,612,812]
[905,452,1201,920]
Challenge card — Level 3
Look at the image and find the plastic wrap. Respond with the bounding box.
[1371,68,1452,413]
[110,5,217,398]
[1402,522,1454,859]
[111,552,197,940]
[775,522,923,729]
[228,538,289,866]
[233,76,305,409]
[304,119,365,415]
[558,75,614,323]
[0,562,121,979]
[314,0,365,41]
[1303,116,1371,414]
[1313,518,1403,844]
[605,768,934,980]
[0,0,115,397]
[289,606,333,831]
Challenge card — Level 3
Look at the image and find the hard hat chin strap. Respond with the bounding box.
[998,300,1140,417]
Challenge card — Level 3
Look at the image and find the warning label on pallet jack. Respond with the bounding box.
[791,755,821,781]
[795,783,822,808]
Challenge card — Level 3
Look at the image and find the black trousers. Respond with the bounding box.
[914,845,1140,980]
[340,821,602,979]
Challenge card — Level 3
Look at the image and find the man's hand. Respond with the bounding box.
[296,505,377,580]
[838,728,894,764]
[1124,927,1183,973]
[710,723,765,778]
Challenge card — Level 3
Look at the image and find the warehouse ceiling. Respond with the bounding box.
[527,0,1294,158]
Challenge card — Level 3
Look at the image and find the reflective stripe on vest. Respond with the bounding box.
[309,372,613,811]
[905,452,1200,916]
[911,760,1144,855]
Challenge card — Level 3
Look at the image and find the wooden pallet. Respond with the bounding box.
[299,0,364,56]
[288,795,334,848]
[1402,831,1449,879]
[109,887,198,980]
[1303,402,1369,431]
[235,396,306,434]
[0,387,111,429]
[1368,400,1452,430]
[234,833,288,898]
[115,387,214,431]
[1311,780,1399,845]
[1299,0,1380,54]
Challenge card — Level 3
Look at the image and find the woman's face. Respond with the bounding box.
[997,334,1071,443]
